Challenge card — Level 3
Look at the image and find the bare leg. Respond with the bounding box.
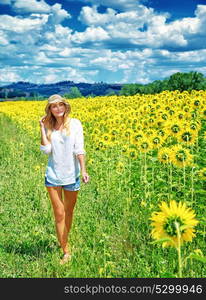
[46,186,67,253]
[62,190,79,255]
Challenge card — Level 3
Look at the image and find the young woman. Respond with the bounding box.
[39,94,89,265]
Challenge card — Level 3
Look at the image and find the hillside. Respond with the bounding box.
[0,81,122,100]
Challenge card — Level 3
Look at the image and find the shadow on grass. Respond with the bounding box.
[1,238,59,259]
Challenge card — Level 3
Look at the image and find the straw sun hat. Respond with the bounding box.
[45,94,71,114]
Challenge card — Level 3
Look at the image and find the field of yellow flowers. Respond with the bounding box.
[0,90,206,277]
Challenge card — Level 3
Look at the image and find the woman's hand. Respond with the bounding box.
[39,115,47,128]
[82,172,90,183]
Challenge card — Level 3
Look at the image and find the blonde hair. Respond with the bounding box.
[44,94,71,141]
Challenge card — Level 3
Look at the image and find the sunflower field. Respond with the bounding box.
[0,90,206,278]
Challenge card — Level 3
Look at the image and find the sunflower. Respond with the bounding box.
[163,118,183,138]
[108,129,120,145]
[149,133,164,149]
[96,140,107,151]
[150,200,199,248]
[137,136,153,153]
[131,130,144,146]
[170,144,193,168]
[189,121,201,132]
[157,129,166,138]
[126,146,138,159]
[102,133,111,144]
[123,128,133,141]
[161,113,169,121]
[176,129,198,146]
[116,161,125,174]
[157,147,172,164]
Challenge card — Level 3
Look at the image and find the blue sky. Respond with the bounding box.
[0,0,206,85]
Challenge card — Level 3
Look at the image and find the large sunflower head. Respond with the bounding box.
[150,200,199,248]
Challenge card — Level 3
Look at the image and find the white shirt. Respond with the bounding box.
[40,118,85,185]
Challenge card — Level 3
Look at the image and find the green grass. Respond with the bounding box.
[0,112,206,278]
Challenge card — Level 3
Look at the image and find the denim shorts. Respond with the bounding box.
[45,176,80,191]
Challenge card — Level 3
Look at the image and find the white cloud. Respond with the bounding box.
[0,30,9,45]
[13,0,51,13]
[79,6,116,26]
[161,49,206,63]
[44,24,73,47]
[1,1,206,85]
[83,0,143,11]
[89,49,153,73]
[72,26,110,44]
[0,14,48,33]
[42,67,95,83]
[0,68,22,83]
[35,51,52,64]
[48,3,71,24]
[79,4,154,27]
[77,5,171,48]
[44,73,58,83]
[77,4,206,49]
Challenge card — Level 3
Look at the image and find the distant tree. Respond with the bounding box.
[64,87,83,99]
[120,84,134,96]
[168,71,205,92]
[120,83,144,95]
[86,93,96,98]
[105,88,117,96]
[7,90,26,98]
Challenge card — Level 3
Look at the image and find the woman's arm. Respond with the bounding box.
[77,154,89,183]
[39,116,52,154]
[74,119,89,183]
[39,116,50,146]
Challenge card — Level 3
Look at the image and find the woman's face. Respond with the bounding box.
[50,102,66,118]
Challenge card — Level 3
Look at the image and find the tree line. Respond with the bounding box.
[1,71,206,100]
[119,71,206,96]
[65,72,206,97]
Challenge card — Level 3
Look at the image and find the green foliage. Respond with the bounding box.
[168,71,206,92]
[64,87,83,99]
[86,93,96,98]
[120,71,206,96]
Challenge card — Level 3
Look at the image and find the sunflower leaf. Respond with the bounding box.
[188,254,206,264]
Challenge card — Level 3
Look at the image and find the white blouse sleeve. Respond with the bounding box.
[40,143,52,155]
[73,119,86,156]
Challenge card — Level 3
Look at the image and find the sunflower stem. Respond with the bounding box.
[144,151,147,200]
[175,222,183,278]
[169,162,173,200]
[128,155,132,213]
[191,166,194,203]
[183,162,186,201]
[191,145,194,203]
